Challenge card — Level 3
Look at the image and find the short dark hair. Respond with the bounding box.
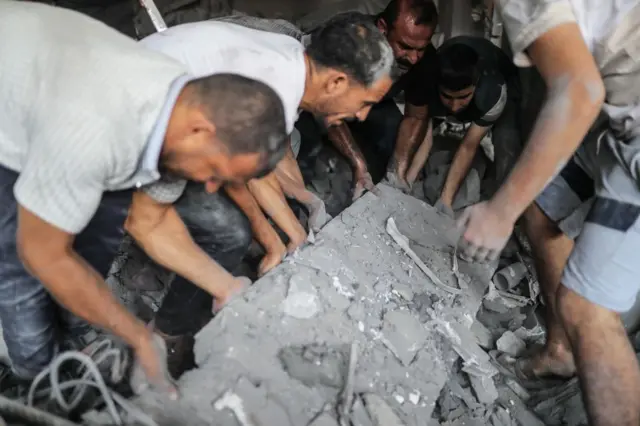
[186,73,288,176]
[380,0,439,30]
[437,44,480,91]
[306,12,394,87]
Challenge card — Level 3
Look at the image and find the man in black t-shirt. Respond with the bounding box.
[297,0,439,201]
[402,36,521,212]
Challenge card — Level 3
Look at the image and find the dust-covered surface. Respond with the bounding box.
[132,184,496,425]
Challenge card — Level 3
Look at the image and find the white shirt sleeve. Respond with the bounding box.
[497,0,577,67]
[14,131,109,234]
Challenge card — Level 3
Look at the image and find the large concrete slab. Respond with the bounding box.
[135,184,496,425]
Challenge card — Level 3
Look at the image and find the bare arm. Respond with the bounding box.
[440,124,490,206]
[125,191,241,301]
[490,23,605,222]
[390,103,429,179]
[16,205,151,351]
[327,123,368,174]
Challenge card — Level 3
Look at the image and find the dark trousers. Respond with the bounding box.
[0,169,250,378]
[0,166,131,379]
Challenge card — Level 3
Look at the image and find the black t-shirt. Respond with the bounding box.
[407,36,518,127]
[384,43,438,102]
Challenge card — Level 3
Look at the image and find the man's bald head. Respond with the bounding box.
[376,0,438,73]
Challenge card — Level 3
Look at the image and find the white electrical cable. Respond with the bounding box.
[26,340,158,426]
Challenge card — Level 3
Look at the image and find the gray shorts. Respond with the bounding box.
[536,123,640,312]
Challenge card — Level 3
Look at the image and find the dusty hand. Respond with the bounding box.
[213,276,252,312]
[306,194,332,232]
[434,198,454,218]
[353,169,380,201]
[383,170,411,193]
[456,201,514,263]
[258,241,287,277]
[131,332,178,400]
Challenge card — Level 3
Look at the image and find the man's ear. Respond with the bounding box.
[324,70,349,96]
[376,17,388,35]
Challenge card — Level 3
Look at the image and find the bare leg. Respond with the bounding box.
[558,286,640,425]
[247,172,307,253]
[273,149,330,232]
[519,203,576,377]
[224,185,286,276]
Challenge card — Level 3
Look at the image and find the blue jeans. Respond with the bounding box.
[0,166,131,379]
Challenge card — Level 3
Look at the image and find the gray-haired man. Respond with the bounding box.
[0,1,287,395]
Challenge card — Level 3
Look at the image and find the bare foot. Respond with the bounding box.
[517,343,576,381]
[306,194,331,232]
[258,242,287,276]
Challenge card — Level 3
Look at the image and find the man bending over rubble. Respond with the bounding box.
[299,0,438,201]
[458,0,640,424]
[139,13,394,275]
[0,2,287,395]
[400,36,520,214]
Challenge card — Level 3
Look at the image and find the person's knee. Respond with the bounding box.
[523,203,563,246]
[556,284,621,338]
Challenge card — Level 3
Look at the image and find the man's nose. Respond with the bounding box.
[205,180,222,193]
[356,105,373,121]
[407,50,419,65]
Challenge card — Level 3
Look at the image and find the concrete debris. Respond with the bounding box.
[213,377,292,426]
[468,375,499,405]
[351,396,375,426]
[496,331,526,357]
[483,282,530,313]
[470,321,494,350]
[337,342,358,426]
[385,217,461,295]
[381,310,428,366]
[434,319,498,378]
[411,293,440,322]
[281,272,321,319]
[392,283,414,301]
[447,376,481,411]
[362,393,406,426]
[308,412,340,426]
[278,344,349,389]
[488,406,514,426]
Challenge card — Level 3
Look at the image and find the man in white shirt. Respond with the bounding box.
[457,1,640,424]
[0,1,289,395]
[140,13,394,278]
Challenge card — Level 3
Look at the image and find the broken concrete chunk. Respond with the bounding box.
[496,331,526,357]
[278,344,348,389]
[281,272,321,318]
[381,310,428,366]
[392,283,414,301]
[470,321,494,350]
[468,374,499,405]
[351,395,375,426]
[213,377,292,426]
[281,292,320,319]
[308,412,340,426]
[435,319,498,377]
[362,394,406,426]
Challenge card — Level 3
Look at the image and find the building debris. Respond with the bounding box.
[362,394,406,426]
[496,331,526,357]
[385,217,461,295]
[380,310,428,366]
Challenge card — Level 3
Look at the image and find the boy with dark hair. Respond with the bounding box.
[402,35,520,213]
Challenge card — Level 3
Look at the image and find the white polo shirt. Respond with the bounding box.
[140,21,307,135]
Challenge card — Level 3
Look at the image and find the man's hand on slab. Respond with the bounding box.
[456,201,513,263]
[212,276,252,313]
[353,169,380,201]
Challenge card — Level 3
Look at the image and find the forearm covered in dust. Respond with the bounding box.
[490,74,604,221]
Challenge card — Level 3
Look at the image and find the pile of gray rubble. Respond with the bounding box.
[102,182,593,426]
